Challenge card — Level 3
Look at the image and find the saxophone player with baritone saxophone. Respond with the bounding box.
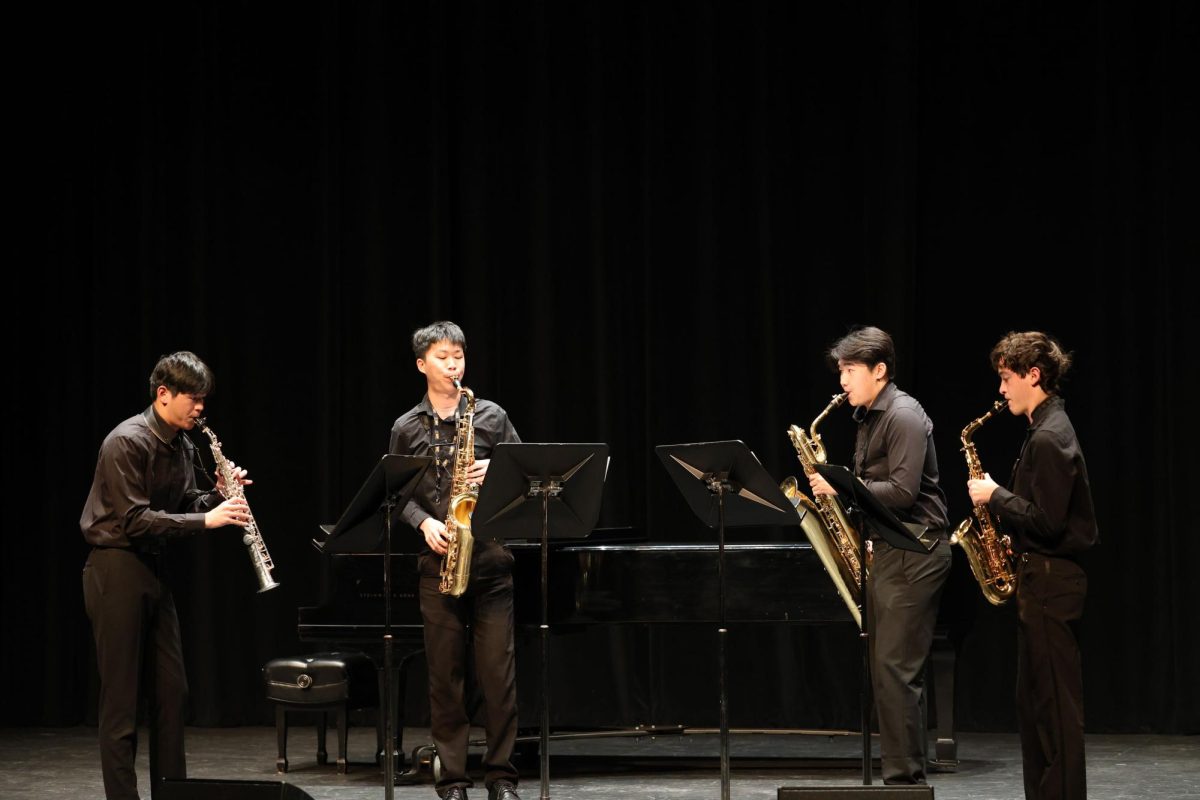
[388,321,522,800]
[806,326,952,786]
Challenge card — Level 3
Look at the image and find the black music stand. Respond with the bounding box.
[472,443,609,800]
[321,454,430,800]
[655,441,799,800]
[811,462,930,791]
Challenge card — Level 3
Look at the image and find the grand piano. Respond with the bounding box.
[297,532,961,771]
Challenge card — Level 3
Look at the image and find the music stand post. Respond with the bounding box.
[811,462,931,789]
[655,441,801,800]
[472,443,609,800]
[319,454,431,800]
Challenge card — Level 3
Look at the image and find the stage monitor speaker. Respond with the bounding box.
[160,777,317,799]
[778,788,934,799]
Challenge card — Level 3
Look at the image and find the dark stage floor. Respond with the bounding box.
[2,726,1196,800]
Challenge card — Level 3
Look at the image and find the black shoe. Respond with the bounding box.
[489,780,519,800]
[443,788,469,800]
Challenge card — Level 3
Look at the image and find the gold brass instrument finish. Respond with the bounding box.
[438,379,479,597]
[950,400,1017,606]
[196,420,280,593]
[783,392,864,628]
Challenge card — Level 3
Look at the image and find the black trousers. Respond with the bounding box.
[418,541,519,794]
[83,548,188,800]
[867,538,951,785]
[1016,552,1087,800]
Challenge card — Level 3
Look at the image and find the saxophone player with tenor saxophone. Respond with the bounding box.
[966,332,1097,800]
[807,326,951,786]
[388,321,522,800]
[80,351,252,800]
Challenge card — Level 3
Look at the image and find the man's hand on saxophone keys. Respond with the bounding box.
[205,498,251,529]
[466,459,489,485]
[808,471,837,497]
[967,473,998,505]
[421,517,451,555]
[215,461,252,496]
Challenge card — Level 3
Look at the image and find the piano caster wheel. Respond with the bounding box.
[432,753,443,784]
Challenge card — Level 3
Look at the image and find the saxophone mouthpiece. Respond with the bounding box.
[452,377,463,391]
[832,392,848,406]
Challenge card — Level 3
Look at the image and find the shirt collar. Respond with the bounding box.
[852,380,897,423]
[421,393,464,422]
[1028,394,1064,429]
[142,405,181,446]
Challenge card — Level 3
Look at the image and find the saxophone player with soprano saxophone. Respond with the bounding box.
[388,321,522,800]
[80,351,252,800]
[966,332,1097,800]
[807,326,951,786]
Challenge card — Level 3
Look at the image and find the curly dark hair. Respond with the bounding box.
[989,331,1073,394]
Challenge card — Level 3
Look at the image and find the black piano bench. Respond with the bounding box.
[263,651,380,774]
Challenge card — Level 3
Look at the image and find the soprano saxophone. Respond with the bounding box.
[196,419,280,593]
[782,392,864,627]
[950,400,1016,606]
[438,379,478,597]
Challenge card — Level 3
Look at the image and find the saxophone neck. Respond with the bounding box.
[810,392,847,439]
[452,378,476,416]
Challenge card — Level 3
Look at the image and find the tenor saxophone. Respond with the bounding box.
[438,379,478,597]
[950,400,1017,606]
[195,419,280,593]
[782,392,864,627]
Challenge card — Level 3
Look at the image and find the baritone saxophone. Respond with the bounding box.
[781,392,864,628]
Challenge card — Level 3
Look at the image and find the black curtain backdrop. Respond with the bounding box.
[5,1,1197,735]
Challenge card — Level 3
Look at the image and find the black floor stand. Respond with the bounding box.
[655,441,800,800]
[318,454,430,800]
[472,443,609,800]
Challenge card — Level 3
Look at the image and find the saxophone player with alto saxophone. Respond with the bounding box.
[388,321,522,800]
[807,326,951,786]
[966,332,1097,800]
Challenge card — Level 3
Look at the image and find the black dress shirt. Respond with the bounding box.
[388,393,521,549]
[80,406,220,550]
[988,395,1098,558]
[852,381,950,535]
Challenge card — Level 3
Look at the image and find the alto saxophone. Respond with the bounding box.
[950,400,1017,606]
[782,392,864,627]
[438,379,478,597]
[195,419,280,593]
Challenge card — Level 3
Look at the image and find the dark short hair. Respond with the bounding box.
[412,320,466,359]
[149,351,214,399]
[828,326,896,380]
[989,331,1073,394]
